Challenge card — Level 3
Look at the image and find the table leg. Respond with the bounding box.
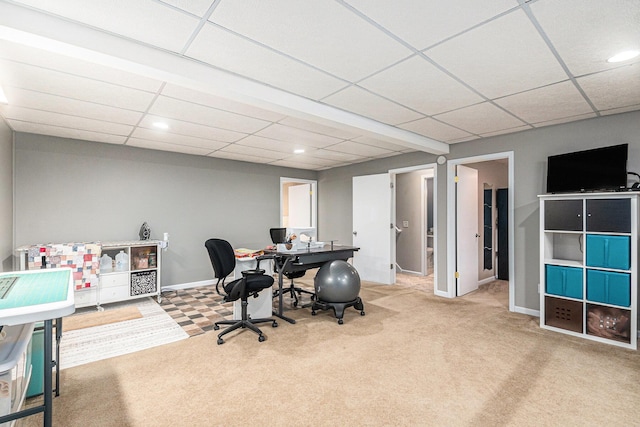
[54,318,62,397]
[273,257,295,324]
[44,319,53,427]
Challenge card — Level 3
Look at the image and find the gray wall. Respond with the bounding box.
[396,170,430,273]
[14,133,316,286]
[319,111,640,312]
[0,118,12,272]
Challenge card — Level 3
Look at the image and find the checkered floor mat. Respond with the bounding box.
[159,286,233,337]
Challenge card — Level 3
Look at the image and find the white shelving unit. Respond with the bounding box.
[539,193,638,349]
[17,240,162,309]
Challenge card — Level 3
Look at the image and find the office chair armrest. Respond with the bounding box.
[241,269,265,276]
[254,253,277,270]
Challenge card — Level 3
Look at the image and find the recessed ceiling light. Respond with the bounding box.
[152,121,169,130]
[607,50,640,63]
[0,85,8,104]
[294,149,305,154]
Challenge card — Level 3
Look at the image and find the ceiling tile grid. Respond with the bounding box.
[0,0,638,170]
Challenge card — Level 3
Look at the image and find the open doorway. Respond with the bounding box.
[280,178,317,228]
[392,165,437,294]
[446,152,514,311]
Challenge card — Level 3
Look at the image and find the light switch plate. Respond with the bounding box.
[403,221,409,227]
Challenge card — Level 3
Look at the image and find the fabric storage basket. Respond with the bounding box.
[586,269,631,307]
[586,235,630,270]
[545,265,583,299]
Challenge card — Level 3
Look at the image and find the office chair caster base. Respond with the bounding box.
[217,338,224,345]
[338,318,343,325]
[272,321,278,327]
[258,335,265,342]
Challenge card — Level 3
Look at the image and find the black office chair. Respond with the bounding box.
[205,238,277,344]
[269,227,315,307]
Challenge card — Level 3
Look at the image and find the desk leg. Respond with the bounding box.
[54,318,62,397]
[273,258,295,324]
[44,319,53,427]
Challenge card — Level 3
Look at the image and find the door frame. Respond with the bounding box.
[390,163,438,292]
[446,152,515,311]
[280,177,317,228]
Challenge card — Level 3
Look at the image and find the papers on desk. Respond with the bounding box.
[234,248,264,258]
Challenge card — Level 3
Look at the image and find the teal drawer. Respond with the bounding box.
[586,269,631,307]
[546,265,583,299]
[586,235,630,270]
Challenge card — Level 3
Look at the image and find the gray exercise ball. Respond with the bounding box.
[314,260,361,303]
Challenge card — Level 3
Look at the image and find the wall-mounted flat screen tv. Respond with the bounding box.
[546,144,628,193]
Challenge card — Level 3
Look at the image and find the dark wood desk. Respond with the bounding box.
[267,245,359,324]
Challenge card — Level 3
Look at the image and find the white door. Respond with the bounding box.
[288,183,311,227]
[456,164,479,296]
[352,173,394,284]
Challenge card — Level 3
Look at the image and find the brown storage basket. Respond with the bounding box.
[586,304,631,344]
[545,296,583,333]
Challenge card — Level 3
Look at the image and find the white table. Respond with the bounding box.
[233,257,273,320]
[0,268,75,427]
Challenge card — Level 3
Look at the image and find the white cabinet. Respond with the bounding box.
[539,193,638,349]
[16,240,162,309]
[93,241,162,308]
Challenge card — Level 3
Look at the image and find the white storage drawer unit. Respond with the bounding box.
[0,323,34,425]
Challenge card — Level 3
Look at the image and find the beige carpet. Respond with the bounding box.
[19,281,640,427]
[62,306,142,332]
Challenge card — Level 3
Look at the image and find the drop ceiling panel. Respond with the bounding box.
[0,41,163,92]
[277,116,360,140]
[9,120,127,145]
[127,137,214,156]
[129,128,228,151]
[12,0,200,52]
[600,104,640,116]
[350,136,413,152]
[270,156,334,169]
[161,84,286,122]
[577,65,640,111]
[346,0,516,50]
[304,149,365,163]
[209,0,413,81]
[480,125,533,138]
[494,81,595,124]
[0,59,156,111]
[531,0,640,76]
[209,151,275,165]
[185,24,348,100]
[138,115,245,143]
[159,0,214,17]
[530,113,596,128]
[434,102,526,135]
[359,55,484,116]
[3,87,144,125]
[281,154,342,167]
[326,141,394,157]
[255,124,344,149]
[323,86,424,125]
[0,105,133,136]
[235,135,311,154]
[149,96,271,134]
[218,143,285,160]
[426,9,568,99]
[399,117,474,142]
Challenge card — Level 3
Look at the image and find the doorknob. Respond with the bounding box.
[475,233,480,238]
[353,231,358,236]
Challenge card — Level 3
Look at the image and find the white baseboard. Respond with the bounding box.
[514,305,540,317]
[161,279,215,292]
[434,289,452,298]
[478,276,496,286]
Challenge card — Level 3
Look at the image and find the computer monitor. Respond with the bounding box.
[287,227,317,249]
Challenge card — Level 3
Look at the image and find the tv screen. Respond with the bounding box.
[546,144,628,193]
